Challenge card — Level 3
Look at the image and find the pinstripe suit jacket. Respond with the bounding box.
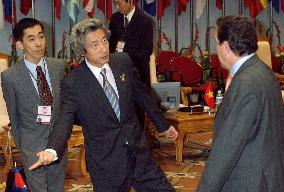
[1,57,65,168]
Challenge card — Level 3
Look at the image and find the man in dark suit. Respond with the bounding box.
[1,18,66,192]
[109,0,154,129]
[109,0,153,87]
[196,16,284,192]
[30,18,177,192]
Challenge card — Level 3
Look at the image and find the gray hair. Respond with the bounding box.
[70,18,110,57]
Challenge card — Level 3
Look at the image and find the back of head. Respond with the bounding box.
[70,18,110,57]
[216,15,258,57]
[13,18,44,42]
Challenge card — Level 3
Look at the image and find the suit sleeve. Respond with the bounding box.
[1,72,20,147]
[47,76,77,158]
[126,55,169,133]
[196,82,258,192]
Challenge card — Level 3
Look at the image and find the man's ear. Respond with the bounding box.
[223,41,231,55]
[16,41,24,50]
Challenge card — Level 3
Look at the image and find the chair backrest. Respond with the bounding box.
[0,53,10,127]
[156,51,180,75]
[171,56,202,86]
[149,52,158,83]
[256,40,272,68]
[271,54,281,73]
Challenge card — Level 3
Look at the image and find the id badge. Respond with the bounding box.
[37,106,51,124]
[116,41,125,53]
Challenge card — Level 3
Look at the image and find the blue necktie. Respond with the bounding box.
[100,68,120,121]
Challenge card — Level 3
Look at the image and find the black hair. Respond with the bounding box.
[216,15,258,56]
[13,18,44,42]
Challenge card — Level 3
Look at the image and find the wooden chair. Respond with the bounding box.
[256,38,284,101]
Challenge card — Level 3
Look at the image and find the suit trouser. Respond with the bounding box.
[24,151,67,192]
[91,146,175,192]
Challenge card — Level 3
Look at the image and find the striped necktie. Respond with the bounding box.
[100,68,120,120]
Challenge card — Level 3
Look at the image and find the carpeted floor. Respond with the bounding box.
[0,132,212,192]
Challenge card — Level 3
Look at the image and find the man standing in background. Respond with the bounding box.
[109,0,154,128]
[1,18,66,192]
[196,15,284,192]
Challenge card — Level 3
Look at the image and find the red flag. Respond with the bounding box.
[20,0,32,15]
[282,0,284,11]
[55,0,61,19]
[178,0,189,16]
[83,0,94,18]
[204,81,215,110]
[157,0,171,20]
[243,0,249,8]
[97,0,105,13]
[249,0,265,17]
[106,0,112,19]
[216,0,223,9]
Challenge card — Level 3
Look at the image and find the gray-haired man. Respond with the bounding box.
[30,18,177,192]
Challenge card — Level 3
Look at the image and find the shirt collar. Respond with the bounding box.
[126,6,135,22]
[85,58,110,78]
[230,53,255,76]
[24,56,45,74]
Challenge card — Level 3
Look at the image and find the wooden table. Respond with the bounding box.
[0,125,87,176]
[163,111,214,164]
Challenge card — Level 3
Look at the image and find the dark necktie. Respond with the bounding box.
[36,66,53,106]
[124,16,129,28]
[100,68,120,120]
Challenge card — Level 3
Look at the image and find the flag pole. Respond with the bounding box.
[222,0,225,16]
[239,0,242,15]
[32,0,35,18]
[158,19,161,53]
[190,0,193,47]
[175,0,178,53]
[269,2,273,44]
[52,0,55,57]
[206,0,210,52]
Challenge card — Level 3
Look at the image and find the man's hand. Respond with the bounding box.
[29,151,55,170]
[163,126,178,140]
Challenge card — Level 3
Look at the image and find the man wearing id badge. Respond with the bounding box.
[109,0,153,129]
[1,18,66,192]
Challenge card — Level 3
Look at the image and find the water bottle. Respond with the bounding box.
[215,90,223,110]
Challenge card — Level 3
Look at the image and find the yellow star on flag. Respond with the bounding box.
[206,90,214,98]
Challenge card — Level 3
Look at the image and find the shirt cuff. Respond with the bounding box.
[45,149,58,161]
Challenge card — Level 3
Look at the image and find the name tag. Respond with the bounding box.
[37,106,51,124]
[116,41,125,53]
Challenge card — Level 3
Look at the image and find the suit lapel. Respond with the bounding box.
[80,61,119,120]
[16,59,40,106]
[108,57,129,122]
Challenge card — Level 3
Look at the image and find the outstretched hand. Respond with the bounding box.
[29,151,55,170]
[163,126,178,140]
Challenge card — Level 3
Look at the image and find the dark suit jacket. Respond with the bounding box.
[196,55,284,192]
[109,8,153,87]
[47,53,169,188]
